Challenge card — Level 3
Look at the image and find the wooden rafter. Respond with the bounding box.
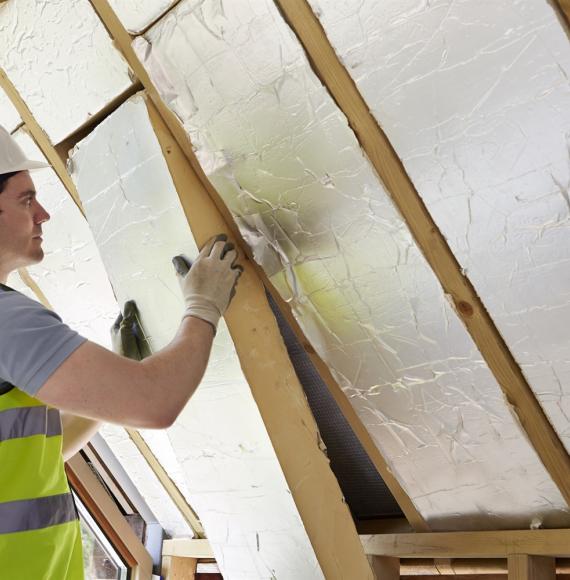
[273,0,570,508]
[126,429,204,537]
[17,268,54,310]
[554,0,570,29]
[0,69,84,213]
[54,81,143,160]
[87,0,428,532]
[362,529,570,558]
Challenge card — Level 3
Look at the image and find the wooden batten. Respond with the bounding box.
[54,81,143,162]
[125,429,205,537]
[272,0,570,509]
[508,555,555,580]
[162,539,214,559]
[161,556,197,580]
[368,556,400,580]
[400,557,570,576]
[554,0,570,28]
[362,529,570,558]
[17,268,54,310]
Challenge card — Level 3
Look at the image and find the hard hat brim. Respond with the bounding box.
[0,159,50,174]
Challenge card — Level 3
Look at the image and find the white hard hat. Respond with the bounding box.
[0,125,49,175]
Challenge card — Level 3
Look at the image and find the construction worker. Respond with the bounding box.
[0,125,242,579]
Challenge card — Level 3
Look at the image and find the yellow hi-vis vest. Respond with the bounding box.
[0,384,84,579]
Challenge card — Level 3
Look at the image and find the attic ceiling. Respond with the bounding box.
[1,0,570,578]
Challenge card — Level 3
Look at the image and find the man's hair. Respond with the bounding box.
[0,171,20,193]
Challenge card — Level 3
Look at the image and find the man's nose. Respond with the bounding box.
[35,203,50,224]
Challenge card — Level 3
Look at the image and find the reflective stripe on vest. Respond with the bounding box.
[0,492,77,535]
[0,406,61,442]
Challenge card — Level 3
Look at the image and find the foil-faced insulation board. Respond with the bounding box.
[0,0,132,143]
[135,0,570,530]
[12,130,192,538]
[70,94,324,579]
[0,89,21,133]
[107,0,177,34]
[306,0,570,452]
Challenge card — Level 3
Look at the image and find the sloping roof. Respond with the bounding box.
[1,0,570,577]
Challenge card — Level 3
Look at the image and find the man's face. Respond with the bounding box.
[0,171,50,274]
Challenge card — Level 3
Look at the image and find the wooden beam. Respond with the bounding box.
[17,268,54,310]
[554,0,570,29]
[362,530,570,558]
[54,81,143,161]
[135,0,185,36]
[272,0,570,508]
[87,0,426,532]
[368,556,400,580]
[126,429,205,537]
[66,454,153,580]
[402,557,570,575]
[162,539,214,559]
[357,518,414,535]
[161,556,197,580]
[434,558,455,575]
[401,559,507,575]
[401,576,506,580]
[508,555,555,580]
[145,95,373,579]
[0,69,84,213]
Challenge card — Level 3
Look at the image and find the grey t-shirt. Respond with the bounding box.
[0,284,87,396]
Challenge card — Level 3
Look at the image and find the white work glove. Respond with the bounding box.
[172,234,243,334]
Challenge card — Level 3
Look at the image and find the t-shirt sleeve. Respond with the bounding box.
[0,290,87,396]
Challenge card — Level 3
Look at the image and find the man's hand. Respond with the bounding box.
[111,300,151,360]
[38,256,220,430]
[173,233,243,334]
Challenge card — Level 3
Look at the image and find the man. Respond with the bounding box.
[0,125,242,578]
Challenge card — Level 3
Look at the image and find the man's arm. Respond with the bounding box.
[36,235,241,430]
[39,316,214,429]
[61,412,101,461]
